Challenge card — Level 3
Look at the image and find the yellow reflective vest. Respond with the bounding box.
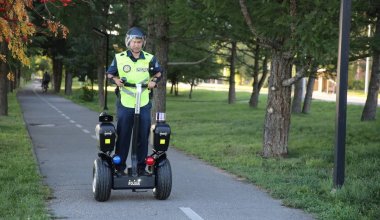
[115,50,153,108]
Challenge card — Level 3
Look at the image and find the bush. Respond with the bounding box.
[79,86,96,102]
[349,80,365,90]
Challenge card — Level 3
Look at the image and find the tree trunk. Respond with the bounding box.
[361,51,379,120]
[228,41,237,104]
[8,73,13,93]
[249,74,260,108]
[170,82,174,94]
[127,0,137,28]
[0,42,8,116]
[145,0,155,54]
[169,78,177,95]
[175,82,179,96]
[189,80,194,99]
[151,0,169,121]
[263,51,293,157]
[65,71,72,96]
[249,43,260,108]
[302,75,316,114]
[15,66,21,88]
[52,56,63,93]
[249,55,268,108]
[361,16,380,121]
[292,66,303,114]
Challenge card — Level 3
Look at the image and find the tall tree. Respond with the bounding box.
[244,43,269,108]
[0,0,34,115]
[302,74,316,114]
[292,66,304,114]
[93,1,111,110]
[27,0,72,94]
[239,0,340,157]
[0,41,8,115]
[167,40,222,98]
[144,0,170,117]
[228,41,237,104]
[49,38,66,93]
[361,9,380,121]
[170,0,252,104]
[0,0,67,115]
[290,61,314,114]
[127,0,137,28]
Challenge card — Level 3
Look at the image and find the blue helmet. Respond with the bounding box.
[125,27,146,49]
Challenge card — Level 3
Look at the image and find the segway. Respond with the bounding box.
[92,80,172,202]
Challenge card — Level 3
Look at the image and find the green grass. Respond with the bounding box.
[0,92,51,219]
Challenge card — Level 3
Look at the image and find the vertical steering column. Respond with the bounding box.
[131,84,142,177]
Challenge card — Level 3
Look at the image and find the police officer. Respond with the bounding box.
[106,27,162,175]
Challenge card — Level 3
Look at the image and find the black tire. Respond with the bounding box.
[92,158,112,202]
[42,85,47,93]
[154,159,172,200]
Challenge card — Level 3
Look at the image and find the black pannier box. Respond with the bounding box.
[153,122,171,151]
[95,122,116,152]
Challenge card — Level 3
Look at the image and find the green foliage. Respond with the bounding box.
[168,41,223,85]
[0,93,50,219]
[350,80,365,90]
[79,86,96,102]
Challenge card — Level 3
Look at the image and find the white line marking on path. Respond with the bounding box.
[179,207,204,220]
[32,85,98,142]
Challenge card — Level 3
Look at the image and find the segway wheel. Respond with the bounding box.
[92,158,112,202]
[154,159,172,200]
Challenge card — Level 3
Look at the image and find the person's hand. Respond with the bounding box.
[113,77,123,87]
[148,81,157,89]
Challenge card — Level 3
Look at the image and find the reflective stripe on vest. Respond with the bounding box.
[115,51,153,108]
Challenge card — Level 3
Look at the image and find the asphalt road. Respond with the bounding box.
[18,81,314,220]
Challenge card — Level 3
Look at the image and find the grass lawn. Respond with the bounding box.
[66,83,380,220]
[0,92,50,219]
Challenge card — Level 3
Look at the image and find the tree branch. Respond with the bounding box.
[282,66,307,87]
[168,42,227,65]
[168,55,211,65]
[238,0,279,49]
[282,58,313,87]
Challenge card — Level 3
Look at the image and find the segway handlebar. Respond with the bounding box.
[120,77,148,88]
[122,81,148,88]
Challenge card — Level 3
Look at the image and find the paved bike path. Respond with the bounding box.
[18,81,314,220]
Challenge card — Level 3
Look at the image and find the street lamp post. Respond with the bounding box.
[334,0,351,188]
[92,27,109,111]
